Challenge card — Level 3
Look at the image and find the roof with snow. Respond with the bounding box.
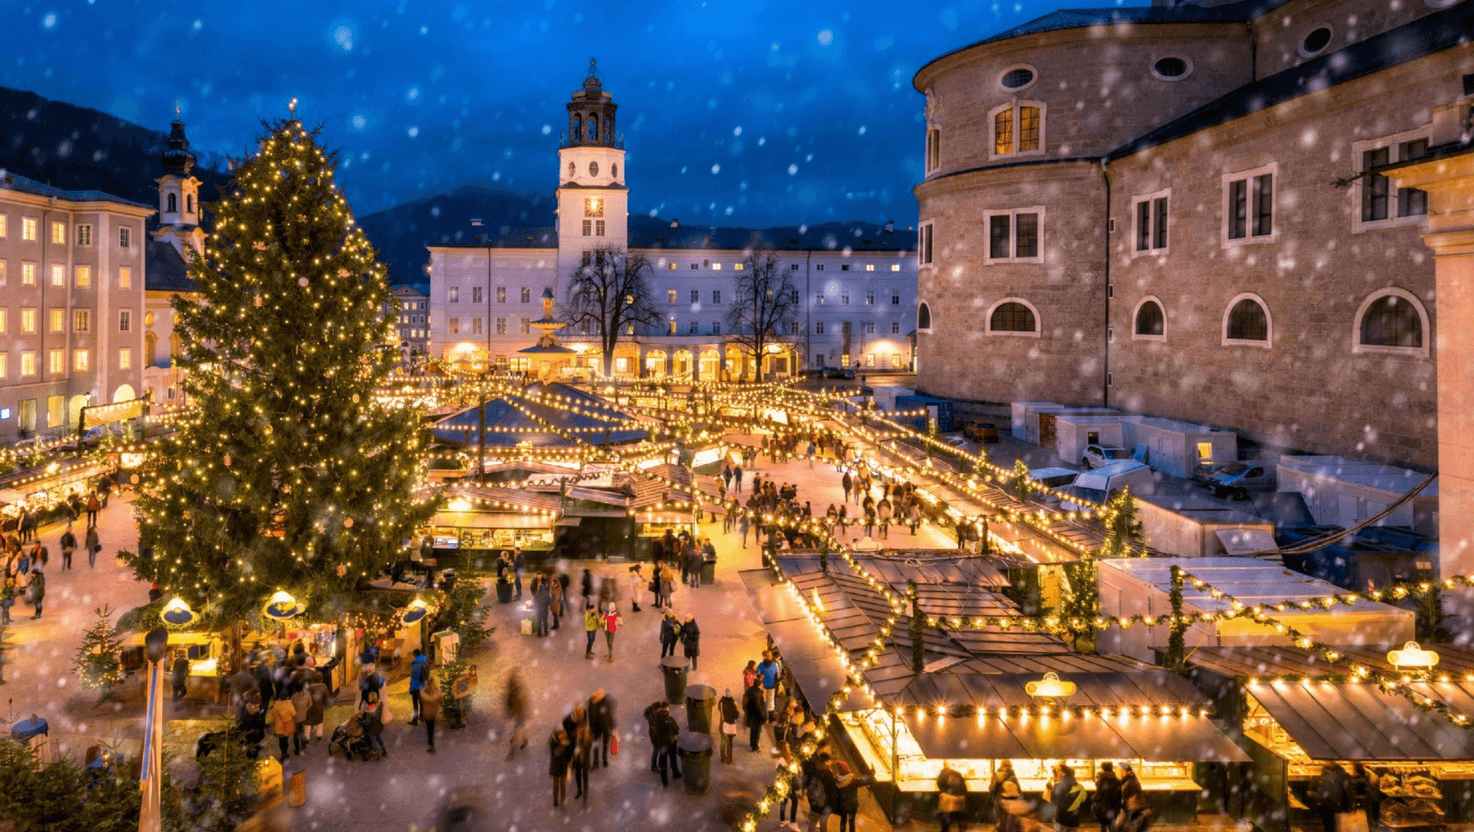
[0,170,151,208]
[430,381,648,448]
[145,239,198,293]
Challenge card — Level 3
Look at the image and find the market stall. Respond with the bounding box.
[1187,645,1474,832]
[743,552,1249,826]
[0,459,111,533]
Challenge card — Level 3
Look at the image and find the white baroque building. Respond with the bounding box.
[427,66,918,380]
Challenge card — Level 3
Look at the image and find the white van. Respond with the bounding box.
[1064,460,1155,507]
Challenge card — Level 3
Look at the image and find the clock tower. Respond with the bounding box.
[555,60,629,295]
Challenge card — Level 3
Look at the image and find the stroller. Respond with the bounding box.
[328,712,380,761]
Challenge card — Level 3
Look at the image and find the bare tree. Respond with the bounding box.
[726,246,799,381]
[561,245,661,377]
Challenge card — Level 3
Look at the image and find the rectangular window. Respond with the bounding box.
[985,209,1044,263]
[49,348,65,375]
[668,289,678,304]
[816,293,825,305]
[865,291,874,305]
[690,289,699,303]
[119,226,131,248]
[0,214,6,238]
[994,110,1014,156]
[891,292,900,305]
[1225,165,1275,242]
[688,320,698,334]
[1132,192,1169,253]
[119,266,132,289]
[472,286,483,304]
[790,263,799,270]
[925,128,940,173]
[22,262,36,286]
[791,289,799,304]
[863,322,875,335]
[51,265,65,287]
[74,349,89,372]
[51,222,65,245]
[712,290,721,304]
[118,348,131,370]
[816,321,825,334]
[47,395,64,428]
[582,219,592,236]
[0,309,5,333]
[22,309,36,334]
[496,318,506,335]
[596,220,605,236]
[734,263,744,271]
[23,217,38,241]
[0,261,5,287]
[77,225,92,246]
[712,263,723,271]
[892,321,901,334]
[816,264,824,271]
[711,322,721,335]
[521,286,531,303]
[1018,106,1040,152]
[668,318,677,335]
[74,310,89,332]
[76,265,91,288]
[471,317,483,335]
[21,351,37,377]
[119,310,131,332]
[1399,139,1429,217]
[520,318,530,334]
[1362,147,1391,222]
[841,264,850,271]
[0,353,6,379]
[448,286,459,303]
[50,309,65,333]
[449,317,460,334]
[841,292,850,305]
[865,264,875,272]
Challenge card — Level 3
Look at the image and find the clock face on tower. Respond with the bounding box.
[585,198,603,218]
[589,161,600,177]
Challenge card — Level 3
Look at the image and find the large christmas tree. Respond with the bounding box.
[129,117,435,621]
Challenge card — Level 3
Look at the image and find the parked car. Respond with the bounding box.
[1205,461,1277,500]
[1027,467,1081,508]
[963,422,1001,443]
[1082,443,1133,469]
[1062,460,1156,509]
[822,366,856,379]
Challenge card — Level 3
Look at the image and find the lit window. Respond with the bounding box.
[993,103,1043,156]
[891,264,901,272]
[0,261,5,287]
[74,349,89,372]
[119,267,132,289]
[712,263,722,271]
[668,290,677,304]
[118,348,132,370]
[0,309,5,333]
[76,265,91,287]
[50,309,65,333]
[734,263,744,271]
[0,214,6,238]
[51,265,65,287]
[21,351,36,377]
[22,309,36,333]
[23,218,38,241]
[0,353,6,379]
[49,349,65,375]
[76,225,92,246]
[22,262,36,286]
[51,222,65,244]
[449,317,460,334]
[74,310,90,332]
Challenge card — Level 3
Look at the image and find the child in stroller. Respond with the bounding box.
[328,712,380,761]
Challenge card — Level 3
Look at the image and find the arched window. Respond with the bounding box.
[987,299,1040,336]
[568,161,576,179]
[1355,288,1428,355]
[1223,294,1271,346]
[917,302,932,332]
[166,192,177,213]
[170,333,183,363]
[144,332,158,367]
[186,194,193,213]
[588,115,599,143]
[1133,298,1165,340]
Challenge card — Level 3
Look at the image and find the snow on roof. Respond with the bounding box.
[1278,455,1438,497]
[1099,556,1408,615]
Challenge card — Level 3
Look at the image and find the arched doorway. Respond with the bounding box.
[673,349,693,379]
[112,384,136,403]
[698,349,720,381]
[644,350,667,378]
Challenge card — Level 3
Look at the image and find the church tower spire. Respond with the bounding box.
[154,106,205,258]
[555,61,629,298]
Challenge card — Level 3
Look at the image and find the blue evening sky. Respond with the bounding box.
[0,0,1130,227]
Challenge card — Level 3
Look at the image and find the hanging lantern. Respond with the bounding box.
[1025,671,1077,700]
[161,597,198,627]
[263,590,306,621]
[402,597,431,625]
[1388,641,1440,670]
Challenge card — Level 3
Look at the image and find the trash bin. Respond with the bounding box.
[495,580,513,604]
[287,768,307,807]
[660,657,688,705]
[685,684,716,734]
[700,556,716,585]
[678,731,713,796]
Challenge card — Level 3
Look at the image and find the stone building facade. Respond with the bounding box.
[913,0,1474,468]
[427,66,918,380]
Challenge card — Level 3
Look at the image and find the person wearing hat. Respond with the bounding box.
[1119,762,1142,806]
[937,761,969,832]
[1093,761,1123,832]
[832,759,874,832]
[999,780,1040,832]
[992,760,1022,832]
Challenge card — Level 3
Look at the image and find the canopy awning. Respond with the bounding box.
[739,568,811,626]
[1247,681,1474,761]
[434,513,553,530]
[907,713,1248,763]
[1215,529,1279,555]
[555,516,583,527]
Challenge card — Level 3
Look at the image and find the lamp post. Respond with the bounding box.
[139,626,168,832]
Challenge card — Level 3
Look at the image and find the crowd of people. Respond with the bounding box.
[548,688,618,807]
[1,483,111,623]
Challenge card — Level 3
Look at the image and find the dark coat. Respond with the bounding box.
[588,694,616,736]
[742,688,767,727]
[1093,771,1123,821]
[548,733,573,776]
[680,620,701,657]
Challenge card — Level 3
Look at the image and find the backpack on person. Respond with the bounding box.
[807,776,827,807]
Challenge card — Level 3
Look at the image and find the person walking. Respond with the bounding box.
[269,692,301,762]
[992,760,1022,832]
[85,526,101,568]
[549,728,573,808]
[583,601,601,660]
[420,675,442,753]
[777,747,802,831]
[588,689,616,769]
[1119,763,1142,807]
[803,751,838,832]
[1049,763,1087,832]
[505,671,529,759]
[571,714,594,804]
[85,491,101,528]
[513,547,525,600]
[998,782,1038,832]
[680,614,701,671]
[659,610,679,659]
[533,575,551,637]
[841,470,853,504]
[304,674,328,740]
[629,564,643,613]
[408,648,428,724]
[742,682,767,752]
[550,575,565,631]
[718,688,740,764]
[757,651,780,714]
[27,568,43,620]
[1092,762,1123,832]
[59,523,76,570]
[938,761,970,832]
[170,652,190,702]
[644,700,682,786]
[602,603,620,661]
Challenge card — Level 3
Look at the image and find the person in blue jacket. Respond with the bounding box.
[408,648,428,724]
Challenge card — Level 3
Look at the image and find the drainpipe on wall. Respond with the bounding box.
[1100,158,1112,409]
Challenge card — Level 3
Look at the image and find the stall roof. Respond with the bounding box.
[1246,680,1474,761]
[848,552,1012,588]
[1099,557,1407,616]
[1188,644,1474,680]
[907,711,1246,763]
[434,513,552,530]
[444,485,564,513]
